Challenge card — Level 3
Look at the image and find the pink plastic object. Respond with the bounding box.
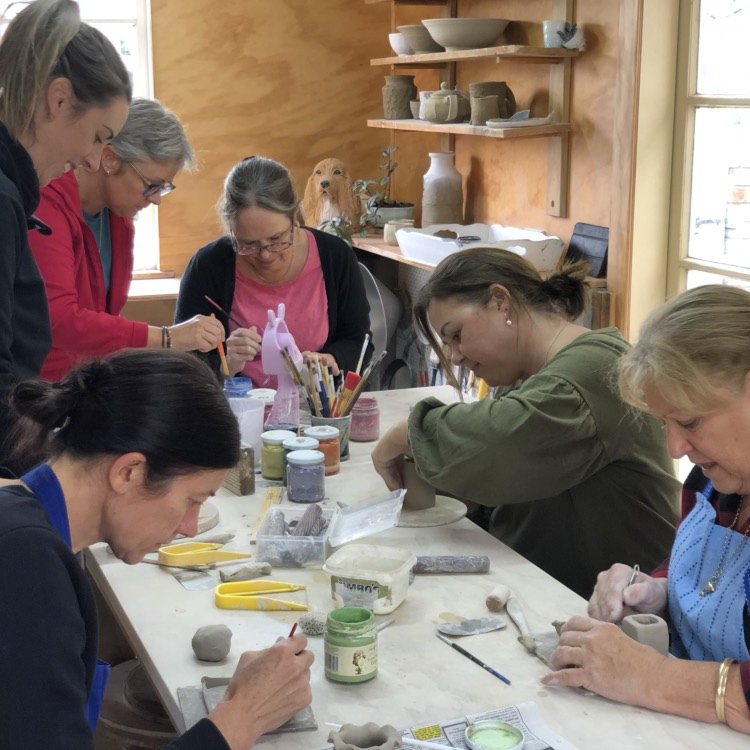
[261,304,303,428]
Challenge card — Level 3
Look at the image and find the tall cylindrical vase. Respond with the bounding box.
[382,75,417,119]
[421,152,463,227]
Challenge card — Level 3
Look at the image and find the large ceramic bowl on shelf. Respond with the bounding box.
[396,23,444,54]
[388,32,414,56]
[422,18,510,51]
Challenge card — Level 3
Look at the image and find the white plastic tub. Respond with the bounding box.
[322,543,417,614]
[396,222,565,271]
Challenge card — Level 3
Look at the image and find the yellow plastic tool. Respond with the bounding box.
[214,580,308,611]
[158,542,251,567]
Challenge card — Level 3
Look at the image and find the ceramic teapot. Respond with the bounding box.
[419,82,471,123]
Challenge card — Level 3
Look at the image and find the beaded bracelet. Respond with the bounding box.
[715,658,732,724]
[161,326,172,349]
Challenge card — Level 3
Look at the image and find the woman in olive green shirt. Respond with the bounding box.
[372,247,679,598]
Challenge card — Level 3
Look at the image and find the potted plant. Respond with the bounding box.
[317,215,354,246]
[354,145,414,233]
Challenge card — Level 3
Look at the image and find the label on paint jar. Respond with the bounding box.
[324,641,377,679]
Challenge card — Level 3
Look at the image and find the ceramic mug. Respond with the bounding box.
[470,95,500,126]
[542,19,567,48]
[468,82,516,119]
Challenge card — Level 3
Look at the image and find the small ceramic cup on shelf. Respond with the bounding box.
[383,218,414,246]
[542,19,568,48]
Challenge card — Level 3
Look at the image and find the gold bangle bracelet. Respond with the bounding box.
[715,658,732,724]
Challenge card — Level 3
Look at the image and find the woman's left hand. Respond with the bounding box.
[371,419,410,490]
[226,327,262,371]
[301,351,340,376]
[541,615,667,706]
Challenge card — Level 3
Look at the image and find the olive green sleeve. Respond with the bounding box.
[408,377,607,506]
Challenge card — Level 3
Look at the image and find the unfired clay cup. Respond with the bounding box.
[403,457,436,510]
[470,95,500,126]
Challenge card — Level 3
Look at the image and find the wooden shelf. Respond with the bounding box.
[368,118,571,140]
[355,234,435,271]
[372,45,579,67]
[366,0,447,4]
[355,232,608,287]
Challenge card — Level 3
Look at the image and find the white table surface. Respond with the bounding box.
[85,387,744,749]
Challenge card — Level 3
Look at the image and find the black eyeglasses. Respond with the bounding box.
[127,161,175,199]
[231,226,295,256]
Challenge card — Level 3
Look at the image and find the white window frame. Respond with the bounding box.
[2,1,161,273]
[667,0,750,295]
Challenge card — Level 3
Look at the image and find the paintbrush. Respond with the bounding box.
[340,350,387,416]
[211,314,231,376]
[355,333,371,376]
[280,347,316,414]
[204,295,243,327]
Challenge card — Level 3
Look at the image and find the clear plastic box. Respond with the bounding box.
[254,489,405,568]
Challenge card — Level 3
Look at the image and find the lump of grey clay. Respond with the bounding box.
[192,624,232,662]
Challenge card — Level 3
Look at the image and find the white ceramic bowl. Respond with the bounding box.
[422,18,510,51]
[396,23,444,54]
[388,32,413,56]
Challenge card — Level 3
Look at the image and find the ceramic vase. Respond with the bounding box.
[421,151,463,227]
[382,75,417,119]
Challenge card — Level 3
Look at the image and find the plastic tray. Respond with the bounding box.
[396,222,565,271]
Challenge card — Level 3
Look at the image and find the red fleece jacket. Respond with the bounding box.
[28,171,148,381]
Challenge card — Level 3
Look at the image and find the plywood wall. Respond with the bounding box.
[151,0,626,326]
[151,0,392,276]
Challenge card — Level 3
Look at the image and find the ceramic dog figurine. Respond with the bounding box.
[301,157,359,229]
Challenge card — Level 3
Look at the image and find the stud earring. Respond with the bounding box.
[104,168,111,175]
[506,318,512,327]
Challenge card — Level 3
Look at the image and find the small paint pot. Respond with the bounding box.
[465,720,524,750]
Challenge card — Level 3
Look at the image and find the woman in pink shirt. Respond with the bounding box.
[175,156,371,388]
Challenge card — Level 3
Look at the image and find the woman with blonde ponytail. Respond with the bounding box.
[0,0,131,473]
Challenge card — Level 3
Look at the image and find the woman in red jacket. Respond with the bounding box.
[30,98,223,381]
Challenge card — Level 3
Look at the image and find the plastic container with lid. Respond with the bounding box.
[322,542,417,614]
[303,425,340,475]
[286,449,325,503]
[254,488,405,568]
[324,606,377,683]
[350,397,380,442]
[260,429,297,480]
[223,376,253,398]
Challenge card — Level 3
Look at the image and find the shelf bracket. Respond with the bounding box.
[547,0,573,217]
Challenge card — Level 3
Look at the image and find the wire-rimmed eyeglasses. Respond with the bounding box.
[127,161,175,199]
[231,226,295,256]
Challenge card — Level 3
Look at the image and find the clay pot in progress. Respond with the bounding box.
[403,457,436,510]
[382,75,417,119]
[421,151,463,227]
[329,723,401,750]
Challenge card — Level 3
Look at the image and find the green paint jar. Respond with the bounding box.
[261,429,296,480]
[324,607,377,683]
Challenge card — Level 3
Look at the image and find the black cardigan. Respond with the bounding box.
[175,227,371,377]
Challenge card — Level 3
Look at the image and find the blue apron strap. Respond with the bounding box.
[745,567,750,605]
[86,660,111,731]
[21,464,111,730]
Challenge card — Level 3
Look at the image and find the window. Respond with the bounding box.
[2,0,159,272]
[669,0,750,294]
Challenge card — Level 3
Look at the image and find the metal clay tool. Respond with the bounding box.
[438,616,507,637]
